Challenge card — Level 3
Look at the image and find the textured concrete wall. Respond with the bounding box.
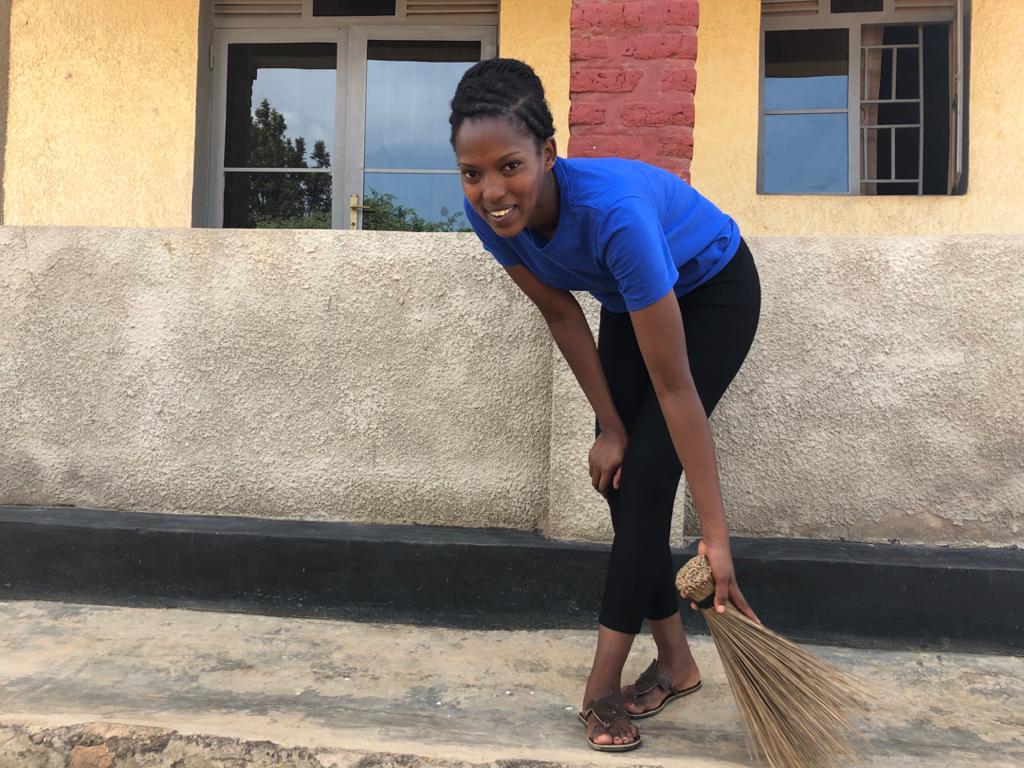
[2,228,1022,547]
[548,236,1024,548]
[0,227,552,529]
[692,0,1024,236]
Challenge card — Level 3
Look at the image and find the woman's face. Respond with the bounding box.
[454,116,556,238]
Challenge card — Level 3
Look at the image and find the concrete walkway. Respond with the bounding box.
[1,599,1022,767]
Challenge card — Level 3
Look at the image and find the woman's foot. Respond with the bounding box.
[580,689,640,749]
[622,658,702,716]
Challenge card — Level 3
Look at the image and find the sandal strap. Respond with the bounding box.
[581,690,630,729]
[634,658,675,697]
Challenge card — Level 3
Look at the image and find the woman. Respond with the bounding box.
[450,58,762,753]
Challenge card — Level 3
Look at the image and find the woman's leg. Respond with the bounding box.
[579,305,647,747]
[594,240,762,715]
[627,239,761,711]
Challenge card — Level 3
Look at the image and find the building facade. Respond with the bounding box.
[1,1,1021,548]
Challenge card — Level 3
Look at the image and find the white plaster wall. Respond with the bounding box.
[2,227,1021,547]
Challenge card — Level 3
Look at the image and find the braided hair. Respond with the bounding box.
[449,58,555,150]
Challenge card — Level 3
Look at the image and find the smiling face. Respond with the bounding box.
[454,116,558,239]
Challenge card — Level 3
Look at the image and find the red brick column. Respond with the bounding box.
[568,0,699,181]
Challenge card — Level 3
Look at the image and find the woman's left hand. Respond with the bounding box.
[691,538,761,624]
[588,427,627,497]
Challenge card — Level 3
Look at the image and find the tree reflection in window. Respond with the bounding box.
[224,98,332,228]
[363,189,466,232]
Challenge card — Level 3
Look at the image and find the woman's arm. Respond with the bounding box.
[503,265,627,494]
[629,290,760,623]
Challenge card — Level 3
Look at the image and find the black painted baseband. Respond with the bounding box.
[0,505,1020,654]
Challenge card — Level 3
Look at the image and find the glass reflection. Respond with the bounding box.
[225,43,336,169]
[363,172,467,232]
[764,29,848,111]
[364,41,480,170]
[763,114,848,194]
[224,172,332,229]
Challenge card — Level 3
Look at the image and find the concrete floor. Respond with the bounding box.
[1,599,1022,767]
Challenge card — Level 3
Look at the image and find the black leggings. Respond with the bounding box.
[595,238,761,635]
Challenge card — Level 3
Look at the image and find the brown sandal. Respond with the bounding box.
[624,658,702,720]
[577,689,642,752]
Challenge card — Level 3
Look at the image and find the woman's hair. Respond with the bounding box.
[449,58,555,150]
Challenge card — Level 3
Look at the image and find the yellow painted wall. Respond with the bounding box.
[693,0,1024,235]
[499,0,572,156]
[2,0,201,227]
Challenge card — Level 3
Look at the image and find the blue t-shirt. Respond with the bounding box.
[464,156,741,313]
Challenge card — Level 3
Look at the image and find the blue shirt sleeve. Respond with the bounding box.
[598,197,679,312]
[463,198,522,269]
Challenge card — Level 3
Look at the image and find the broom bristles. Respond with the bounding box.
[677,556,871,768]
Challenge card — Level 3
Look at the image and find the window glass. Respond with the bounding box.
[763,29,849,193]
[763,114,849,194]
[313,0,396,16]
[832,0,882,12]
[224,43,336,169]
[223,172,332,228]
[362,40,479,230]
[364,41,480,168]
[363,173,467,231]
[223,43,336,228]
[764,29,849,111]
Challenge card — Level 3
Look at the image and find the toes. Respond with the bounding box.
[589,720,613,745]
[611,724,636,744]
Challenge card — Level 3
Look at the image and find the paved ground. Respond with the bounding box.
[1,599,1022,767]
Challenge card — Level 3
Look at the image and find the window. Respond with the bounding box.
[200,0,497,229]
[759,0,967,195]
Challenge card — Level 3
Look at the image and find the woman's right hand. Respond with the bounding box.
[691,538,761,625]
[589,427,627,497]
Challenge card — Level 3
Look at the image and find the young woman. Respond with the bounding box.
[450,58,762,753]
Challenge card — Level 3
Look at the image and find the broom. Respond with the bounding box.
[676,554,870,768]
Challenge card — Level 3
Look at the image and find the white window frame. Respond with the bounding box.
[344,25,497,229]
[758,0,962,196]
[197,0,497,228]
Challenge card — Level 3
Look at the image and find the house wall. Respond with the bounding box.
[1,0,202,227]
[0,0,570,227]
[0,226,554,531]
[568,0,698,179]
[499,0,573,156]
[3,226,1021,548]
[692,0,1024,235]
[0,0,11,224]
